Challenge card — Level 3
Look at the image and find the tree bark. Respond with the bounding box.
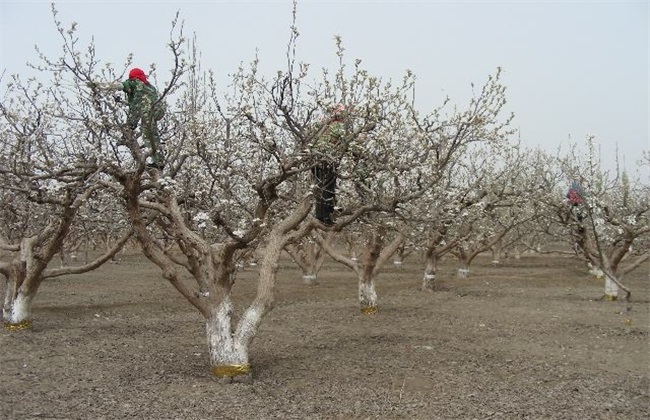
[302,273,318,286]
[2,258,34,330]
[3,290,34,331]
[358,272,378,314]
[206,199,313,380]
[421,252,438,291]
[603,274,619,301]
[206,296,252,382]
[457,263,470,278]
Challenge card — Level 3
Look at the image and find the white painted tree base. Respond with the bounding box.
[302,274,318,286]
[3,293,33,330]
[603,275,619,301]
[206,304,250,379]
[359,281,378,314]
[422,274,436,291]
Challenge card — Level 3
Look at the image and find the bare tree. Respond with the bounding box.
[541,138,650,301]
[284,231,334,285]
[0,73,132,330]
[442,144,542,277]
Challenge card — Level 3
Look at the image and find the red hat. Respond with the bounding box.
[128,68,149,84]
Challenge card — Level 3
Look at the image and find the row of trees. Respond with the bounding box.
[2,7,648,380]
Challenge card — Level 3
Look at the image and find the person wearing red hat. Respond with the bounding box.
[122,68,166,169]
[88,68,166,169]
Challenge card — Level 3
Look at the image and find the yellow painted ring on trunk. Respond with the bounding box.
[3,320,33,331]
[602,294,617,301]
[361,306,378,315]
[212,364,251,378]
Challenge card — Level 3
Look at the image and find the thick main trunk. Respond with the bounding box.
[421,253,438,292]
[2,259,36,331]
[206,298,252,381]
[206,224,292,381]
[457,263,470,278]
[302,273,318,286]
[3,291,34,331]
[358,275,378,314]
[603,274,620,301]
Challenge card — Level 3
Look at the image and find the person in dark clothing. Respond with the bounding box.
[312,162,337,225]
[312,105,346,226]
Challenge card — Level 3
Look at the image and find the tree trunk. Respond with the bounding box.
[603,273,620,301]
[421,252,438,292]
[205,206,311,381]
[2,261,35,331]
[3,290,34,331]
[457,263,470,278]
[206,296,252,382]
[358,273,378,314]
[302,273,318,286]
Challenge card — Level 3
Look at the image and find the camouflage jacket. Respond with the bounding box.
[313,120,346,156]
[120,79,165,125]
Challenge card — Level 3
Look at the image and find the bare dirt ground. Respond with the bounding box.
[1,253,648,419]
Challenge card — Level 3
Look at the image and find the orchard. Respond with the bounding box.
[1,4,648,419]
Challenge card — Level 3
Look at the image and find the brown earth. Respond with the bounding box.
[1,253,648,420]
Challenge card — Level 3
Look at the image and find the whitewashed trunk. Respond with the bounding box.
[457,265,470,278]
[421,254,438,291]
[358,278,378,314]
[206,298,252,382]
[422,274,436,291]
[302,273,318,286]
[491,248,501,266]
[603,274,619,301]
[3,292,34,331]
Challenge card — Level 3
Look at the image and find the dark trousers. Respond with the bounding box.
[312,162,337,225]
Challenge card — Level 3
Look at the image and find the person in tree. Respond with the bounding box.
[566,180,586,222]
[567,180,585,206]
[88,68,166,169]
[312,104,347,226]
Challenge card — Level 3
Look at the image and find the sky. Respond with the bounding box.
[1,0,648,175]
